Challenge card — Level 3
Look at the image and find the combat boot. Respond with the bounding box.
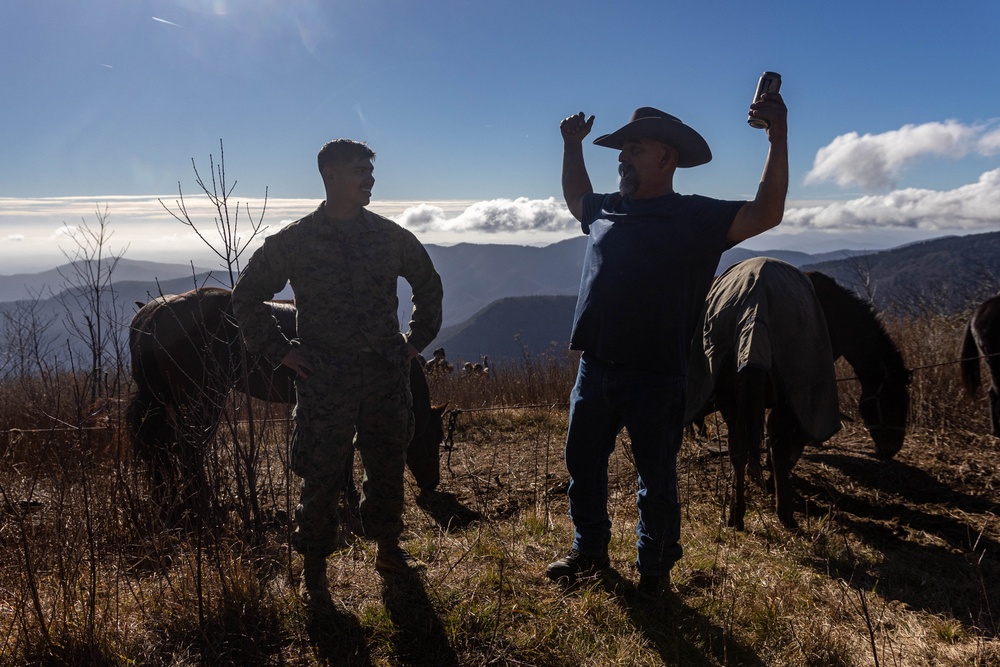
[375,540,425,577]
[299,554,332,607]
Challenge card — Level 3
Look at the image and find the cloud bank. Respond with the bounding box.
[786,167,1000,232]
[805,120,1000,191]
[390,171,1000,239]
[2,139,998,274]
[395,197,577,235]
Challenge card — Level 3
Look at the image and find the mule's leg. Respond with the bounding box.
[766,406,808,531]
[990,383,1000,437]
[714,375,742,529]
[169,398,221,526]
[127,389,171,485]
[722,367,767,531]
[127,390,188,526]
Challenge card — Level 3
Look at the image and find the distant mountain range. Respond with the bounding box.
[407,237,871,331]
[798,232,1000,315]
[0,259,218,303]
[2,231,998,367]
[423,232,1000,364]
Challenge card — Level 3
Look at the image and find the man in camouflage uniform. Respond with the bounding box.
[231,139,443,605]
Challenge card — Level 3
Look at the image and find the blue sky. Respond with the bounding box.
[2,1,999,272]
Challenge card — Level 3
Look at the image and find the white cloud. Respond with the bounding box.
[2,181,997,273]
[981,127,1000,153]
[395,197,576,234]
[394,203,446,231]
[51,224,79,240]
[786,167,1000,232]
[805,120,1000,191]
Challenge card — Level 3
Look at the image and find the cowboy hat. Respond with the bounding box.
[592,107,712,168]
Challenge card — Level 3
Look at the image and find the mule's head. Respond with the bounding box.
[858,366,912,459]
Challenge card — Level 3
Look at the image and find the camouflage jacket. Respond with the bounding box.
[232,203,443,367]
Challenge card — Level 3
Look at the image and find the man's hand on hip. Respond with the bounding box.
[281,347,313,380]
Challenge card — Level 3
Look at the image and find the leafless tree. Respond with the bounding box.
[159,139,269,287]
[57,206,128,405]
[0,297,56,382]
[844,252,878,304]
[157,140,280,541]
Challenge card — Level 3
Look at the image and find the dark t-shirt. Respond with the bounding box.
[569,192,744,373]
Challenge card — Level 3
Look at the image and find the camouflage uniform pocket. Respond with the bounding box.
[291,416,356,478]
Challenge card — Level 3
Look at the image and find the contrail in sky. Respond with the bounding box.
[151,17,181,28]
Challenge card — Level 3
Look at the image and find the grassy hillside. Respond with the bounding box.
[1,301,999,665]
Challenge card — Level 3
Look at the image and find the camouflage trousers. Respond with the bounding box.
[289,348,413,557]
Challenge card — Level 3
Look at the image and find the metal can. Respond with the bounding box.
[748,71,781,129]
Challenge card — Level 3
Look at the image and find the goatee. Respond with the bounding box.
[619,165,639,197]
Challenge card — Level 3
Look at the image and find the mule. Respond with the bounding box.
[686,258,911,531]
[126,287,445,520]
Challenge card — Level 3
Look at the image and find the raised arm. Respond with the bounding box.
[728,93,789,243]
[560,112,595,223]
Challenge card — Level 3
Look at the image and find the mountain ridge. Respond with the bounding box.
[2,231,996,366]
[427,230,1000,364]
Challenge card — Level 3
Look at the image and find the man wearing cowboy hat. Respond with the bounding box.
[547,93,787,598]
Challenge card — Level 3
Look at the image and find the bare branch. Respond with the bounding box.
[157,139,270,287]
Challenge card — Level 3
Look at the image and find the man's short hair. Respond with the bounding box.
[317,140,376,173]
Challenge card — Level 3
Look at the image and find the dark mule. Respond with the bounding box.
[807,270,911,459]
[686,258,910,531]
[961,294,1000,436]
[127,287,445,519]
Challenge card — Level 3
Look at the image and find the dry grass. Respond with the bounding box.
[2,315,1000,665]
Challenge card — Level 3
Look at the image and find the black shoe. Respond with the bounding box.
[545,549,610,582]
[637,571,670,599]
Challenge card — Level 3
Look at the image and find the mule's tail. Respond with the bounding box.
[960,318,982,396]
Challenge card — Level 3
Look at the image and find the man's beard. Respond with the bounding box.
[619,165,639,197]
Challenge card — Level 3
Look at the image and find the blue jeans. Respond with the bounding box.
[565,353,685,576]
